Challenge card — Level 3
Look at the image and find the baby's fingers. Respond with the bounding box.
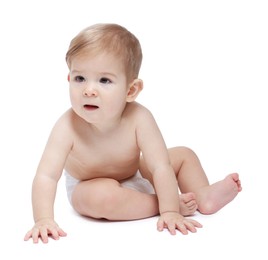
[50,227,67,241]
[157,218,187,235]
[28,227,44,243]
[24,227,50,243]
[24,230,33,241]
[58,228,67,238]
[183,219,203,233]
[166,222,177,235]
[175,222,188,235]
[39,227,51,243]
[157,218,165,232]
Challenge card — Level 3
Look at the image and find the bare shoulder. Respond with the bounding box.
[47,108,78,145]
[124,102,154,121]
[39,109,75,165]
[52,108,75,131]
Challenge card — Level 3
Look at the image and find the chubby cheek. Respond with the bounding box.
[107,96,127,115]
[69,89,81,110]
[69,97,84,120]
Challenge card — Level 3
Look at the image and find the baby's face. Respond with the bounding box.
[68,52,130,125]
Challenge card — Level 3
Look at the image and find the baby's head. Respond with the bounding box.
[66,23,143,82]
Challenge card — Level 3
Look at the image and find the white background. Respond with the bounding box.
[0,0,267,259]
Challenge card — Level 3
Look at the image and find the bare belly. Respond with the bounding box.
[64,155,140,181]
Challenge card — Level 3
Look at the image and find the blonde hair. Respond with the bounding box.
[66,23,143,81]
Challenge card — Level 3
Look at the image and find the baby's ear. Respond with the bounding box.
[67,74,70,82]
[126,79,143,102]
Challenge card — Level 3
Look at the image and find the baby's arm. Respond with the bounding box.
[24,113,72,243]
[136,107,202,234]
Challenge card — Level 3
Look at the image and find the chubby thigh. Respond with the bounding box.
[65,170,156,219]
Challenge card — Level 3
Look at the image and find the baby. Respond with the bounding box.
[24,23,242,243]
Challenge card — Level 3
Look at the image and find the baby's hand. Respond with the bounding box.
[157,211,202,235]
[24,218,67,243]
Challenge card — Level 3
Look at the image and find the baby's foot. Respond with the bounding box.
[179,192,198,216]
[197,173,242,214]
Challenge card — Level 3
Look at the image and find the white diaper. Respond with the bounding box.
[64,170,155,205]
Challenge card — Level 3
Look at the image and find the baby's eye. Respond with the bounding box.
[74,75,85,82]
[99,77,112,84]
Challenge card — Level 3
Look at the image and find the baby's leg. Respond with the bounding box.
[168,147,242,214]
[195,173,242,214]
[139,156,198,216]
[71,177,160,220]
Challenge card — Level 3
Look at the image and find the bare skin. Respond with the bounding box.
[71,178,198,220]
[24,48,242,243]
[195,173,242,214]
[178,193,197,216]
[140,147,242,215]
[71,146,241,222]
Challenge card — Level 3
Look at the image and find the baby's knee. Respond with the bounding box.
[72,178,121,218]
[171,146,197,160]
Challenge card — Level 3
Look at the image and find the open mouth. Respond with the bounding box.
[84,104,99,110]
